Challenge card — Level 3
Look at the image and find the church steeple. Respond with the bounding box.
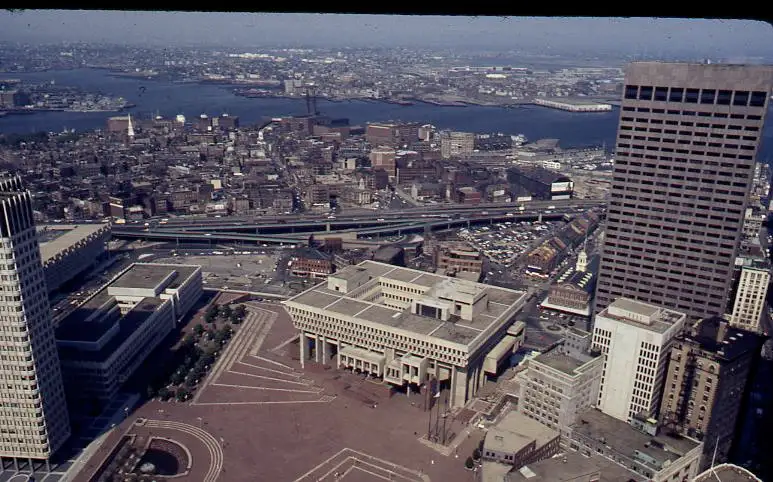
[576,226,589,272]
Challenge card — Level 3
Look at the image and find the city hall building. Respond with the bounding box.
[283,261,528,407]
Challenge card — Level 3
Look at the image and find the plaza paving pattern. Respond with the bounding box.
[74,302,485,482]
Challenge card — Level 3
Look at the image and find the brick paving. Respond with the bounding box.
[76,303,488,482]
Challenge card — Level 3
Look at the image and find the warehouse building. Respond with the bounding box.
[507,165,573,201]
[38,223,112,292]
[56,263,202,405]
[283,261,528,407]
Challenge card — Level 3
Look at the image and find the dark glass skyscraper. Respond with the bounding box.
[594,62,773,322]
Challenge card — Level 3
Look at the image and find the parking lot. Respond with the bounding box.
[155,250,289,294]
[457,219,564,268]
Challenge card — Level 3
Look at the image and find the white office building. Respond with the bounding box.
[0,175,71,469]
[592,298,686,423]
[729,258,770,334]
[283,261,527,407]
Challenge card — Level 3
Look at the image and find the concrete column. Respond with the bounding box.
[314,335,322,363]
[477,361,485,389]
[337,342,343,368]
[452,367,468,408]
[320,335,328,365]
[299,332,307,369]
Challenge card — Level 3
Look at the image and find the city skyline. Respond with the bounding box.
[0,12,770,61]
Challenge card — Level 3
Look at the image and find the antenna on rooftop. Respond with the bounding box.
[709,436,720,482]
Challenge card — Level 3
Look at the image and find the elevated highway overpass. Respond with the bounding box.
[121,199,605,233]
[112,204,604,246]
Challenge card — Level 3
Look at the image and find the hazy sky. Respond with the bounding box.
[0,11,771,60]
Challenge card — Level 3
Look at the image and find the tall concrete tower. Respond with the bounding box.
[0,175,70,469]
[594,62,773,322]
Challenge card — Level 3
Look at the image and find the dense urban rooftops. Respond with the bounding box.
[572,409,700,471]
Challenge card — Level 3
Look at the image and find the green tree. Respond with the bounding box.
[233,305,247,319]
[176,387,190,402]
[193,323,205,336]
[465,456,474,470]
[204,310,217,324]
[157,387,172,401]
[170,370,185,386]
[472,448,481,461]
[219,304,232,320]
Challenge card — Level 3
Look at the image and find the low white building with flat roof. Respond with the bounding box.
[283,260,528,407]
[592,298,686,423]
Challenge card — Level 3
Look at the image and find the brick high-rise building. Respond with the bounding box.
[660,316,764,468]
[439,131,475,159]
[0,175,71,468]
[595,62,773,322]
[369,146,397,177]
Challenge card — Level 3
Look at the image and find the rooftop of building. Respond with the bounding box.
[554,255,600,292]
[692,464,762,482]
[533,345,598,375]
[738,256,771,270]
[505,450,646,482]
[572,409,700,470]
[625,62,773,92]
[484,411,559,454]
[598,298,685,334]
[292,246,332,261]
[373,245,404,260]
[56,263,199,346]
[285,260,526,347]
[37,223,110,263]
[508,164,570,185]
[685,316,764,362]
[57,296,166,363]
[110,263,198,291]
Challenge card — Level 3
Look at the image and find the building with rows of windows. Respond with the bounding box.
[283,260,527,407]
[0,175,71,471]
[592,297,686,423]
[594,62,773,323]
[55,263,202,406]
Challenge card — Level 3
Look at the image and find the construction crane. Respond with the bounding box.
[304,83,319,116]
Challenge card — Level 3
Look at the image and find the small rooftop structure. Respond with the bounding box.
[599,298,686,334]
[485,411,559,455]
